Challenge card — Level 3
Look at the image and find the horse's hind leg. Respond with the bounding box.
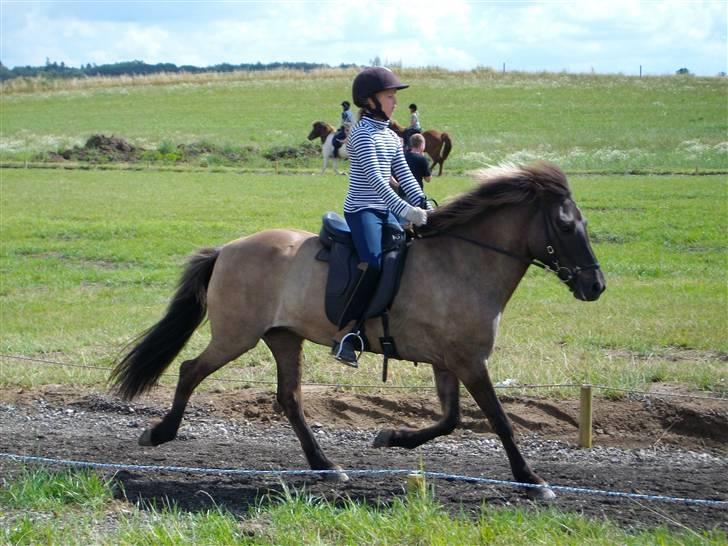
[138,341,253,446]
[264,328,348,481]
[460,364,555,501]
[373,366,460,449]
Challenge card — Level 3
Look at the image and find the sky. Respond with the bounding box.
[1,0,726,76]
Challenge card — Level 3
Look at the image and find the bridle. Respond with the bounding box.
[416,201,600,285]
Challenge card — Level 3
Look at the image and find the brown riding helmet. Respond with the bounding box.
[352,67,409,108]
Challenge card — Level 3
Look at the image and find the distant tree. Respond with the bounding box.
[675,67,691,75]
[370,56,382,67]
[0,61,11,81]
[0,59,341,82]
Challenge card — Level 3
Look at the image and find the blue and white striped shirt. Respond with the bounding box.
[344,116,425,217]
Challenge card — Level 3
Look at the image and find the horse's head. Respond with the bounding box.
[389,120,405,137]
[526,175,606,302]
[308,121,334,142]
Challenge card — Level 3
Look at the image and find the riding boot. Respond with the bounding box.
[332,263,381,366]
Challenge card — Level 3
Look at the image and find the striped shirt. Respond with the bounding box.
[344,116,425,217]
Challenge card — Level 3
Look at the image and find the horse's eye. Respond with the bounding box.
[558,220,576,233]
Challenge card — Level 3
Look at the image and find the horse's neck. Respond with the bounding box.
[444,206,532,301]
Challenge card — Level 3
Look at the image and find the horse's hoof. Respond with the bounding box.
[527,485,556,502]
[138,429,155,446]
[322,466,349,482]
[372,429,393,448]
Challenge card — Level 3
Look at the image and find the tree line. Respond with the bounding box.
[0,59,358,82]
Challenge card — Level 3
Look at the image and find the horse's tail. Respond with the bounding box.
[440,133,452,162]
[110,247,220,400]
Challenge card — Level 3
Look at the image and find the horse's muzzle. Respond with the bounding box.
[570,267,606,302]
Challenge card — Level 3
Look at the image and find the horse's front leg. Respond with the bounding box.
[321,153,328,174]
[373,365,460,448]
[264,328,348,482]
[460,363,555,501]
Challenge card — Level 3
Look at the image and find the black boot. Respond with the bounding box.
[332,331,363,366]
[331,263,380,367]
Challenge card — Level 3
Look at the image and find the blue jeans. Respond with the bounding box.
[345,209,402,273]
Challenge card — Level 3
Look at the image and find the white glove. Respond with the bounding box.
[404,206,428,227]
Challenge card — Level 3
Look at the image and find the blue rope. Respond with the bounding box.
[1,452,725,508]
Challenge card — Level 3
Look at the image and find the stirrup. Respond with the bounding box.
[333,331,364,368]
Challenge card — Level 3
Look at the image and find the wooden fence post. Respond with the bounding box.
[579,384,593,448]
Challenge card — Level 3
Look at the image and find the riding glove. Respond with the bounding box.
[405,206,428,226]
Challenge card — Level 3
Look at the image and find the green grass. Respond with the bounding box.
[1,468,724,545]
[2,69,727,173]
[0,168,725,394]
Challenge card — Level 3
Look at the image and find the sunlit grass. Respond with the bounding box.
[0,169,725,394]
[2,69,726,173]
[1,468,723,545]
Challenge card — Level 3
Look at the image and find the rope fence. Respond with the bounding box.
[2,353,726,401]
[1,354,726,510]
[1,452,725,508]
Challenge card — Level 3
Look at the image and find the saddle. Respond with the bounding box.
[316,212,410,378]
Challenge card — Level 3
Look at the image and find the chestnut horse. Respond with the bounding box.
[390,121,452,176]
[111,161,605,501]
[307,121,348,175]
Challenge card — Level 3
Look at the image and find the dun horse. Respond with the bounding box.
[390,121,452,176]
[111,161,605,501]
[307,121,348,175]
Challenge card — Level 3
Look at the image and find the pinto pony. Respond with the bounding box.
[307,121,349,175]
[111,161,605,501]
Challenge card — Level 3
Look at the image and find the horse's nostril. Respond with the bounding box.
[594,282,605,295]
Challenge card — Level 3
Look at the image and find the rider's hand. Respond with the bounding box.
[405,206,428,227]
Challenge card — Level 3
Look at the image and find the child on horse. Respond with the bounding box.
[332,67,429,365]
[402,103,422,150]
[332,101,354,158]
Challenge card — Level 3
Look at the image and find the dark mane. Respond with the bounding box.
[421,161,571,234]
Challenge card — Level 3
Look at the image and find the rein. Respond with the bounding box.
[415,206,600,283]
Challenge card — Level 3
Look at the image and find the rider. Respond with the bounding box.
[332,67,429,365]
[332,100,354,158]
[402,103,422,150]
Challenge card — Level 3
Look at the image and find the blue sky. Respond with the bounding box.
[2,0,726,76]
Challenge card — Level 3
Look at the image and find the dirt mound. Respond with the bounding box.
[51,134,142,163]
[2,385,726,451]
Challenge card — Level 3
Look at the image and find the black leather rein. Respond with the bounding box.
[415,207,600,283]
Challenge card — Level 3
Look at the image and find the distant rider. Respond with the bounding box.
[332,100,354,158]
[402,103,422,149]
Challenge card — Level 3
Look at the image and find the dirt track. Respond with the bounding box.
[1,385,726,532]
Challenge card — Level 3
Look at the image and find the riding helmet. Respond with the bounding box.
[341,101,350,109]
[352,67,409,108]
[409,103,417,110]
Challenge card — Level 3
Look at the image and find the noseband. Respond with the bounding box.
[538,203,600,283]
[418,202,600,284]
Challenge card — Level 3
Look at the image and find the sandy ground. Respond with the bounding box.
[1,384,726,532]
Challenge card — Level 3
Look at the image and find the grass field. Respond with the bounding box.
[2,468,724,545]
[0,167,725,394]
[2,69,727,173]
[0,69,726,542]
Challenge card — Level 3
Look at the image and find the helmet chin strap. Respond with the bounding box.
[363,95,389,121]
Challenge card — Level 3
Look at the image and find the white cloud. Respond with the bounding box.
[1,0,725,75]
